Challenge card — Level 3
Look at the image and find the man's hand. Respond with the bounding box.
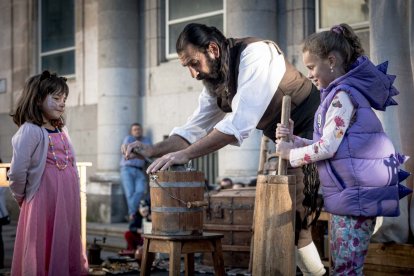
[146,150,190,173]
[143,130,236,173]
[275,140,293,160]
[123,141,153,160]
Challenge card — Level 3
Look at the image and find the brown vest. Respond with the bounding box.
[217,38,320,140]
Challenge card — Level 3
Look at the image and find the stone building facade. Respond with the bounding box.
[2,0,412,229]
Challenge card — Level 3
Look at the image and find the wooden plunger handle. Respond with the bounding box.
[277,95,292,176]
[258,136,269,173]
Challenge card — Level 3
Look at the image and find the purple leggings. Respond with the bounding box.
[330,215,376,275]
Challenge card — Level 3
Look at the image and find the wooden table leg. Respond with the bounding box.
[140,238,154,276]
[169,241,182,276]
[184,253,195,276]
[211,238,225,276]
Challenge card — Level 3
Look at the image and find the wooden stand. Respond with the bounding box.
[140,233,225,276]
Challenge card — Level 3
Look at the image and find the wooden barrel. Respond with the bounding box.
[150,170,205,235]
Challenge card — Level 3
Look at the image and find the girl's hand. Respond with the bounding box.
[275,140,293,160]
[275,119,294,140]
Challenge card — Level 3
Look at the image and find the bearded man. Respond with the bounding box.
[124,23,325,275]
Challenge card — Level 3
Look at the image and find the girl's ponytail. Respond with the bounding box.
[331,23,364,68]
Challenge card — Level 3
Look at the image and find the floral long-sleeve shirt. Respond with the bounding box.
[289,91,355,167]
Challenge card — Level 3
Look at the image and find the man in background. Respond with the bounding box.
[120,123,152,231]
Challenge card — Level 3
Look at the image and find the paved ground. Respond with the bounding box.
[1,222,15,275]
[0,221,251,275]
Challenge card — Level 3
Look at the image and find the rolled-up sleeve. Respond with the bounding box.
[215,42,286,146]
[289,91,354,167]
[171,41,286,146]
[170,87,226,144]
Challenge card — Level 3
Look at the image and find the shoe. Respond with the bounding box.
[118,249,135,257]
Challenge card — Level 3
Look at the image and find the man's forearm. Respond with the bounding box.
[183,129,237,159]
[145,130,237,173]
[151,135,190,157]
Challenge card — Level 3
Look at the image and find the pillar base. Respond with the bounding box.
[87,172,127,223]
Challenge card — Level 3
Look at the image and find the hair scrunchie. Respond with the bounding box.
[330,25,344,34]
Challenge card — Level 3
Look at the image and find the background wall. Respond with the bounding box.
[1,0,412,234]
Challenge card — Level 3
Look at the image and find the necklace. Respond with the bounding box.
[48,128,70,170]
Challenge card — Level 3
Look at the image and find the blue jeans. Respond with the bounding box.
[120,166,147,216]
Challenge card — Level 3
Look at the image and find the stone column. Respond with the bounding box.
[282,0,315,71]
[226,0,277,40]
[88,0,140,223]
[218,0,277,183]
[97,0,139,173]
[12,0,35,106]
[369,0,413,243]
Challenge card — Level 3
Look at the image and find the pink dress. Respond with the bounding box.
[11,130,88,276]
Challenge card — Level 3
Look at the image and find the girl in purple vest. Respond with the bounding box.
[8,71,88,275]
[275,23,411,275]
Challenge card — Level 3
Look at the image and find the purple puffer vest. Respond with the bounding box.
[314,85,400,217]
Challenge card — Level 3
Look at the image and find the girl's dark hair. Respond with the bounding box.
[11,70,68,128]
[302,23,365,71]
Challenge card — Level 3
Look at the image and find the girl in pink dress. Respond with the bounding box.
[8,70,88,275]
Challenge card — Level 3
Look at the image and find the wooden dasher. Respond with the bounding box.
[252,95,296,275]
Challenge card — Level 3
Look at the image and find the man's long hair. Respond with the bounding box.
[176,23,229,97]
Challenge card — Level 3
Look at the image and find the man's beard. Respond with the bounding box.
[201,54,227,98]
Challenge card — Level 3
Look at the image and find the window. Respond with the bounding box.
[316,0,369,31]
[315,0,370,56]
[39,0,75,76]
[192,152,219,187]
[166,0,225,59]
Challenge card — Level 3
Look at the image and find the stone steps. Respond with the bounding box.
[86,220,152,253]
[86,222,129,253]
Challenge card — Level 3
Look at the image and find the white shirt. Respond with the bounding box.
[171,41,287,146]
